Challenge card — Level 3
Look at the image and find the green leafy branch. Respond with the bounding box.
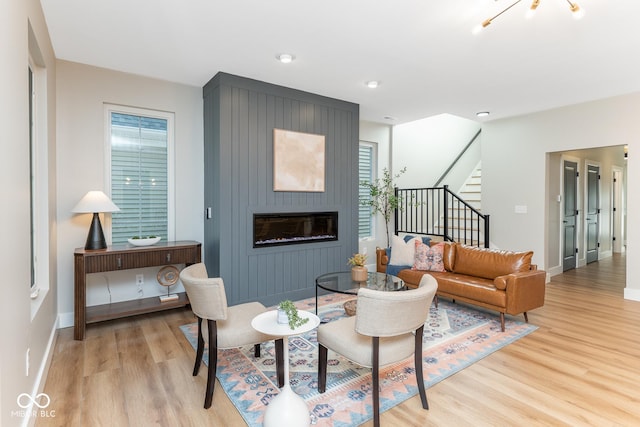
[278,300,309,330]
[359,167,408,247]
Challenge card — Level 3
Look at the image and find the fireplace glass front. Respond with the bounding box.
[253,211,338,248]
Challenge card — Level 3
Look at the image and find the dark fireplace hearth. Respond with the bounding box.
[253,211,338,248]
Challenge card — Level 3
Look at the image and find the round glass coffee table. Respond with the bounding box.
[314,271,405,316]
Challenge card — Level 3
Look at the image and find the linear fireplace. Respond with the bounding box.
[253,211,338,248]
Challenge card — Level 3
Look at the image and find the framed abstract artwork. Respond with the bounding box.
[273,129,325,192]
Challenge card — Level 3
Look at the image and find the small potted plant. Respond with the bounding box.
[277,300,309,330]
[348,253,368,282]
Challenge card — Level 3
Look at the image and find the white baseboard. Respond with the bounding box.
[58,311,74,329]
[600,250,613,259]
[547,265,563,278]
[624,288,640,302]
[22,316,58,427]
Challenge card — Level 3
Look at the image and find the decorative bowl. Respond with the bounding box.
[127,236,161,246]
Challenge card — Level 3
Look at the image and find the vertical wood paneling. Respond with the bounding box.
[203,72,359,306]
[203,83,222,277]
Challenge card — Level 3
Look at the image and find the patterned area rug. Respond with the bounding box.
[180,293,537,426]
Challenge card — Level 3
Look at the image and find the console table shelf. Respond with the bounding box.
[85,292,190,324]
[74,240,201,340]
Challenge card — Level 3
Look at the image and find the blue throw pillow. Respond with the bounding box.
[386,263,411,277]
[403,234,431,246]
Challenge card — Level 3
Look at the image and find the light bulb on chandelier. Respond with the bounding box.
[475,0,584,32]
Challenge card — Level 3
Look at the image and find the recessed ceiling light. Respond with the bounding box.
[366,81,379,89]
[383,116,397,121]
[276,53,295,63]
[476,111,490,117]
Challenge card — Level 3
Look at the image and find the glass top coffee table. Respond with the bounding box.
[315,271,405,316]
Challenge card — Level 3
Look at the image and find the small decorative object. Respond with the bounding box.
[348,253,368,282]
[157,266,180,302]
[344,299,357,316]
[277,300,309,330]
[128,235,161,246]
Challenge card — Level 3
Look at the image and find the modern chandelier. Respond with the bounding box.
[479,0,584,29]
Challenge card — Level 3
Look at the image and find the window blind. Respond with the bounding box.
[359,144,374,238]
[110,112,168,244]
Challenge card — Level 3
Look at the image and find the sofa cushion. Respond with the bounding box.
[443,242,456,272]
[412,241,445,272]
[435,272,507,308]
[389,234,420,266]
[493,276,508,290]
[397,269,431,287]
[452,245,533,280]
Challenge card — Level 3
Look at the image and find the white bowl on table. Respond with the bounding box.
[127,236,161,246]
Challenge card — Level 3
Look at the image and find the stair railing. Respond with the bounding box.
[394,185,490,248]
[433,128,482,188]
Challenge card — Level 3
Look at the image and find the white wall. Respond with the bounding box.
[392,113,481,189]
[482,93,640,300]
[56,61,204,325]
[1,0,58,425]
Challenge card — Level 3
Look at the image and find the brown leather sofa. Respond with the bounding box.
[376,242,546,331]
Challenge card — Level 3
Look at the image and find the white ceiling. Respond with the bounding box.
[40,0,640,124]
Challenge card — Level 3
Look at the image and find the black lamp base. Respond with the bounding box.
[85,212,107,250]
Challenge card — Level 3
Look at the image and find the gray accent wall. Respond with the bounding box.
[203,72,360,306]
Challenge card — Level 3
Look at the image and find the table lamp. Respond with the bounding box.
[72,190,120,250]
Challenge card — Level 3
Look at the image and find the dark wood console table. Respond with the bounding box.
[74,240,201,340]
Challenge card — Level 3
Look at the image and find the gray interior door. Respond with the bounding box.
[586,164,600,263]
[563,160,578,271]
[612,169,623,253]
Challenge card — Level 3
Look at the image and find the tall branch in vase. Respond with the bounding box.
[360,167,407,248]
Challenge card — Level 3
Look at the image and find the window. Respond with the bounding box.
[28,23,52,314]
[29,65,36,288]
[358,142,376,238]
[106,105,175,244]
[28,54,49,296]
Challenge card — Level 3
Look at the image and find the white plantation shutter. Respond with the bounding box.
[110,111,171,244]
[359,143,374,238]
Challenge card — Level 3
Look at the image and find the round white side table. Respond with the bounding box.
[251,310,320,427]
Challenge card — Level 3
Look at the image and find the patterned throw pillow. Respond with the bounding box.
[412,241,445,272]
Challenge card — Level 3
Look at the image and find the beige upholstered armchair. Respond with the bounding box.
[180,263,284,409]
[317,274,438,426]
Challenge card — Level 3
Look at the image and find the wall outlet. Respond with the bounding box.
[514,205,528,214]
[136,274,144,297]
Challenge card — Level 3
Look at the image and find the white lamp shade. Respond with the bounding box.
[72,191,120,213]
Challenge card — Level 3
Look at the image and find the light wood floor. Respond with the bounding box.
[38,254,640,426]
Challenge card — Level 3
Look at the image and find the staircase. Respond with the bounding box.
[442,163,484,245]
[395,180,489,248]
[394,134,489,247]
[426,163,484,242]
[457,163,482,211]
